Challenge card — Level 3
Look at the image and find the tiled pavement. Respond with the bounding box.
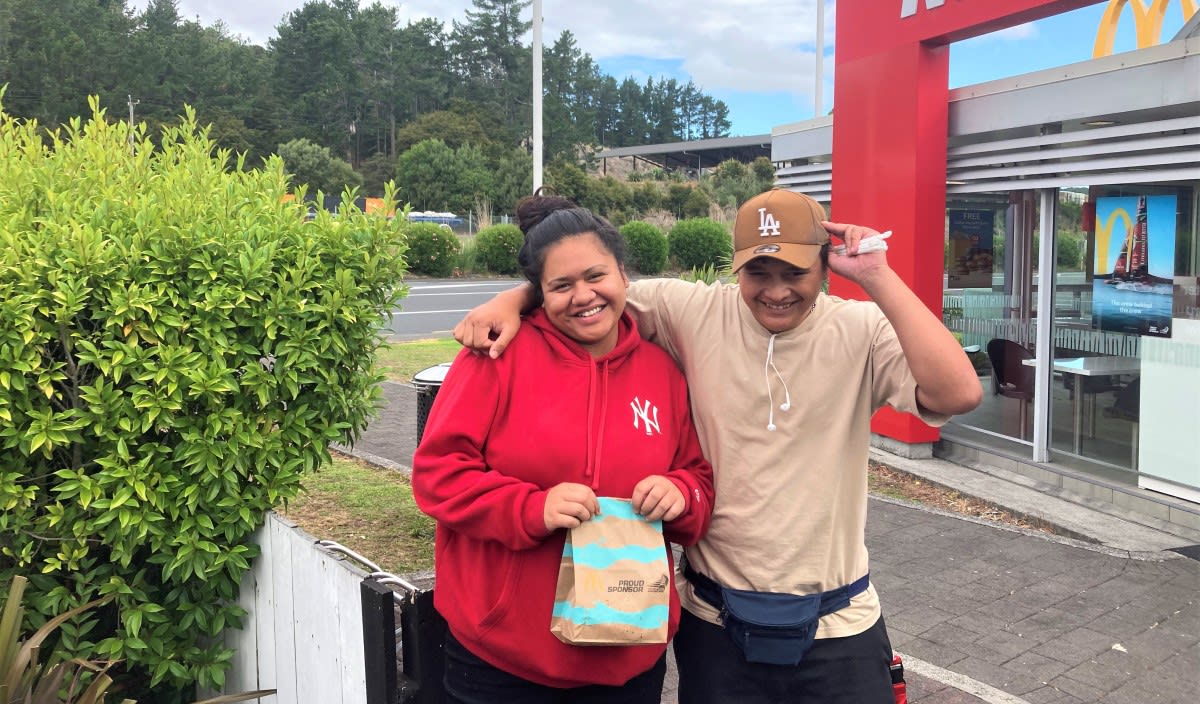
[868,499,1199,703]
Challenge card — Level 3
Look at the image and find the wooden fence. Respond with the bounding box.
[210,512,371,704]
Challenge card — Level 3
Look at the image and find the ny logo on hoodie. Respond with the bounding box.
[630,397,661,436]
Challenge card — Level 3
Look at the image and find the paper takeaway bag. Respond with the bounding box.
[550,497,671,645]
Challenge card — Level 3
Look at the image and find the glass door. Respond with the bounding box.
[944,191,1038,443]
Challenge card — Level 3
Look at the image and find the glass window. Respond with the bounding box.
[944,192,1038,444]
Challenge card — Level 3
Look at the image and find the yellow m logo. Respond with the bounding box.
[1094,207,1133,275]
[579,571,604,595]
[1093,0,1198,57]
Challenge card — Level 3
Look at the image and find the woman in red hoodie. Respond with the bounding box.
[412,191,714,703]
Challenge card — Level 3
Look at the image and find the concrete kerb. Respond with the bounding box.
[869,446,1198,559]
[331,443,410,475]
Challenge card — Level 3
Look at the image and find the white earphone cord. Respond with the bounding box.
[764,335,792,432]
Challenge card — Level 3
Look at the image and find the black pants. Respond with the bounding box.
[443,632,667,704]
[673,609,895,704]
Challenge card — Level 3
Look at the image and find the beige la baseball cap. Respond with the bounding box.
[731,189,829,272]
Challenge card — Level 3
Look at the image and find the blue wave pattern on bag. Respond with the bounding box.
[550,497,671,644]
[561,540,665,568]
[550,601,670,628]
[592,498,660,525]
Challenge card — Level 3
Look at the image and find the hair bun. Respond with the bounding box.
[516,186,578,234]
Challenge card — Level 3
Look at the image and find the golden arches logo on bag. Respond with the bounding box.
[579,571,604,594]
[1093,0,1198,57]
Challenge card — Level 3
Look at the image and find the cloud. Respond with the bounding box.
[165,0,301,43]
[136,1,824,82]
[986,22,1040,41]
[683,25,817,95]
[128,1,831,122]
[530,1,824,98]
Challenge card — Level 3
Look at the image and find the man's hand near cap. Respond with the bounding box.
[823,221,889,286]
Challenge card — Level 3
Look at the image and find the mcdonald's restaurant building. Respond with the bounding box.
[770,1,1200,532]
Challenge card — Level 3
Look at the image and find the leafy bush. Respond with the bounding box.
[681,188,711,218]
[403,222,461,277]
[0,575,273,704]
[665,184,693,218]
[580,176,633,219]
[1056,230,1085,271]
[669,218,732,271]
[750,156,777,184]
[630,183,662,214]
[705,157,778,210]
[621,222,669,275]
[714,159,748,183]
[475,223,524,275]
[1,575,119,704]
[0,100,406,698]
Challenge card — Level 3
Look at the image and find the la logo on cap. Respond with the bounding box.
[757,207,781,237]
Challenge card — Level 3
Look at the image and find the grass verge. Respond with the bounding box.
[376,338,460,382]
[281,452,436,574]
[868,461,1056,535]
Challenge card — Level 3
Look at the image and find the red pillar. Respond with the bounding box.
[830,0,1097,444]
[831,41,949,443]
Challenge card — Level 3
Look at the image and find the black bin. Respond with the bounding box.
[412,363,452,442]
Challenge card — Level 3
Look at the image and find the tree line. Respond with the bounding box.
[0,0,733,211]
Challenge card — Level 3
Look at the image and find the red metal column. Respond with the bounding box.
[831,40,949,443]
[830,0,1098,444]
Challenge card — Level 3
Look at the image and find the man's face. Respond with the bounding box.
[736,256,825,333]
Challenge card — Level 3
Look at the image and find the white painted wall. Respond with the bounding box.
[1139,318,1200,503]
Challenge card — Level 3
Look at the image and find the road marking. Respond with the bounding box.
[898,653,1033,704]
[390,309,473,315]
[408,282,518,291]
[405,291,506,297]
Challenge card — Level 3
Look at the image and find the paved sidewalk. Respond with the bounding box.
[348,380,1200,703]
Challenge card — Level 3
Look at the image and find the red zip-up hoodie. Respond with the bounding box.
[412,308,714,688]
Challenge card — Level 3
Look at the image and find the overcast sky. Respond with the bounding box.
[126,1,1181,135]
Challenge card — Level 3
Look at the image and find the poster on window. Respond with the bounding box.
[1092,195,1176,337]
[946,210,995,289]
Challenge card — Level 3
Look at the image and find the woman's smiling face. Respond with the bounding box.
[540,233,629,357]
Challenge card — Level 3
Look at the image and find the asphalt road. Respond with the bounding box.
[384,277,522,340]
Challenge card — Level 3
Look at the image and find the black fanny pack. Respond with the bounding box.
[684,562,870,666]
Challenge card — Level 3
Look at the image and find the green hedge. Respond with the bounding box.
[403,222,461,277]
[620,221,669,275]
[475,223,524,275]
[669,218,732,271]
[0,100,407,698]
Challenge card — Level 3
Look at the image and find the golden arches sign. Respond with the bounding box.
[1093,0,1199,57]
[1094,207,1133,275]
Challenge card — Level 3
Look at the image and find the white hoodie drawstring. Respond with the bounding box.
[764,334,792,432]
